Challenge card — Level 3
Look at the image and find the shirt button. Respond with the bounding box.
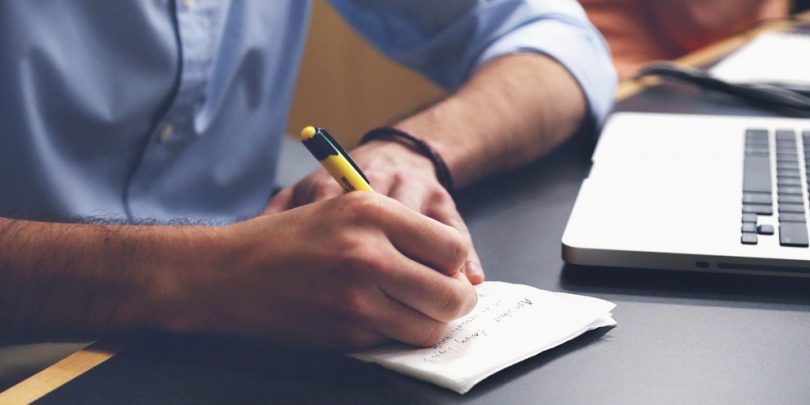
[158,124,174,143]
[182,0,195,8]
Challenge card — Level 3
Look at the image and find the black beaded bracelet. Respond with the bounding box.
[360,127,454,194]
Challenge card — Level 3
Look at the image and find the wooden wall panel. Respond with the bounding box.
[287,1,444,146]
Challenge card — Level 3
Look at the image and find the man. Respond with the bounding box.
[0,1,614,350]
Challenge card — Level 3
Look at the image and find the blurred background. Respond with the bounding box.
[289,0,810,146]
[287,1,443,146]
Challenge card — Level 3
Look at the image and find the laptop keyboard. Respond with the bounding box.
[741,129,810,247]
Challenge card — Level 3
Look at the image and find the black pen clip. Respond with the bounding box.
[317,128,371,185]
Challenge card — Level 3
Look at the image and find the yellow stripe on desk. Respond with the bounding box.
[0,342,117,405]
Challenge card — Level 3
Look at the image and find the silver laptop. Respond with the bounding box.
[562,112,810,276]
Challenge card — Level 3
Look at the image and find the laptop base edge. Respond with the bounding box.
[562,243,810,278]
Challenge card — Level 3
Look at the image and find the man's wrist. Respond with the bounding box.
[130,224,234,334]
[358,129,453,191]
[356,139,438,178]
[0,220,223,336]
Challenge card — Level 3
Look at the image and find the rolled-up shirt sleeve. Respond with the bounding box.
[332,0,616,126]
[329,0,617,127]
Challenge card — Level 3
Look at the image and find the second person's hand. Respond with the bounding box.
[264,139,485,284]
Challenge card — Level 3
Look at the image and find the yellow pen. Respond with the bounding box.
[299,126,374,192]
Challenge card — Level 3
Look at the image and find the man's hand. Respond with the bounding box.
[261,54,590,288]
[169,192,477,350]
[264,53,592,287]
[264,140,485,284]
[0,193,476,350]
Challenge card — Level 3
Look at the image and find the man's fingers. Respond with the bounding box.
[290,169,402,207]
[462,249,485,284]
[309,179,344,203]
[293,170,336,207]
[333,321,388,350]
[425,192,485,284]
[376,200,468,276]
[263,187,294,214]
[364,288,450,347]
[389,178,426,212]
[376,252,477,323]
[384,178,483,283]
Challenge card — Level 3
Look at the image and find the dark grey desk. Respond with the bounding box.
[26,82,810,404]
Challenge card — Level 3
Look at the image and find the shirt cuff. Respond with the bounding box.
[473,17,617,129]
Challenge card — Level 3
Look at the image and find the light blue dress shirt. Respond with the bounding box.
[0,0,615,223]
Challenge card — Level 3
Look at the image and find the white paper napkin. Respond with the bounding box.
[351,281,616,394]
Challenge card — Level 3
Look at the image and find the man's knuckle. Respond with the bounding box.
[330,228,357,250]
[344,328,379,350]
[415,322,447,347]
[313,181,337,197]
[437,289,466,321]
[344,192,388,221]
[460,287,478,317]
[391,171,409,184]
[331,323,375,350]
[335,289,371,320]
[448,233,469,266]
[342,190,375,209]
[430,188,453,205]
[335,239,380,271]
[365,170,386,185]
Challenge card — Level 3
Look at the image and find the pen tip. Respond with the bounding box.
[300,126,317,141]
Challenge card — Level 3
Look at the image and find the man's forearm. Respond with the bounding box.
[0,218,207,337]
[393,53,586,188]
[0,192,482,349]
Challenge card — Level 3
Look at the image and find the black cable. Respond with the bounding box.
[634,62,810,116]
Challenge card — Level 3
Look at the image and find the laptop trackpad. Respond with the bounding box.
[577,155,736,253]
